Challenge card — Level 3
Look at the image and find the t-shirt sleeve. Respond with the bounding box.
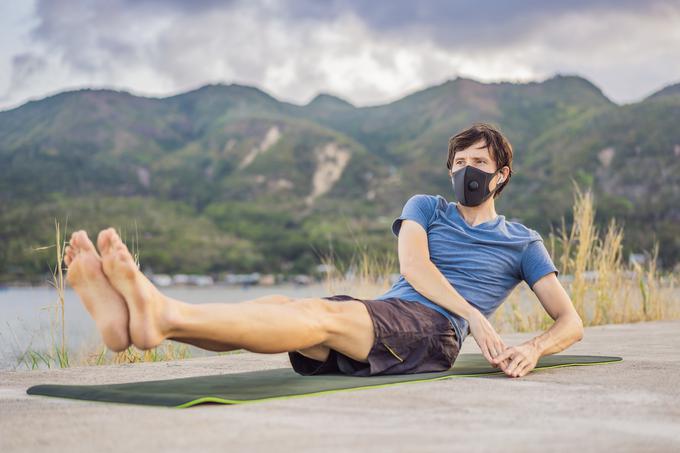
[391,194,438,237]
[520,236,559,289]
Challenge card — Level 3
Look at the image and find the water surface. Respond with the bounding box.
[0,283,337,370]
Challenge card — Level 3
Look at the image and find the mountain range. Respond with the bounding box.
[1,74,679,281]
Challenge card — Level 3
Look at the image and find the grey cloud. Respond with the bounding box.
[28,0,680,66]
[11,53,46,78]
[0,53,47,104]
[2,0,678,109]
[280,0,680,48]
[8,53,47,90]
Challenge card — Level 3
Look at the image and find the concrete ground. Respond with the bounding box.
[1,320,678,453]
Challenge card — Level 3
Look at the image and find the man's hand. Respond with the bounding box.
[468,309,510,369]
[490,342,540,378]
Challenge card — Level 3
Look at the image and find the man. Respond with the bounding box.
[64,122,583,379]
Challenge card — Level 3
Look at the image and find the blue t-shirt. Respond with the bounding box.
[374,193,558,349]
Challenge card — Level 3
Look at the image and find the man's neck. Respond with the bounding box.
[455,199,499,227]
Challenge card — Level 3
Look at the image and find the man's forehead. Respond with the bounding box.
[455,142,491,158]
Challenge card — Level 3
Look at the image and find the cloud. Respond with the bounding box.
[8,53,47,89]
[282,0,677,46]
[1,0,679,110]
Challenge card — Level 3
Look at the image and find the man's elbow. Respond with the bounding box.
[400,263,420,281]
[573,314,585,342]
[558,312,584,343]
[400,267,416,285]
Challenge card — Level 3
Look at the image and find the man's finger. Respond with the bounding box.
[511,360,530,377]
[480,343,493,364]
[488,342,499,359]
[498,357,510,370]
[489,342,497,355]
[517,361,533,377]
[490,343,505,368]
[505,355,524,375]
[492,348,513,364]
[487,343,499,368]
[494,341,507,358]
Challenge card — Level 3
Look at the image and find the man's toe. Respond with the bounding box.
[97,229,113,254]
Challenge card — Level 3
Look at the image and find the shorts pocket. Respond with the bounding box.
[438,331,460,368]
[378,333,431,373]
[380,333,420,366]
[381,339,405,363]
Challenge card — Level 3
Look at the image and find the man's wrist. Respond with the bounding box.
[526,336,544,357]
[460,304,480,322]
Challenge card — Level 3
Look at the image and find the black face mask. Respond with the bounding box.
[451,165,503,207]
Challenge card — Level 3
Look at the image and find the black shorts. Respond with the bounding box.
[288,294,460,376]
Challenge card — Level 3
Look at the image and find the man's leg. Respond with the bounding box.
[167,295,329,357]
[97,228,374,361]
[239,295,332,361]
[167,297,372,362]
[166,295,333,360]
[193,295,333,361]
[175,295,297,352]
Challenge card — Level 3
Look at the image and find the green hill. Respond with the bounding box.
[1,75,678,282]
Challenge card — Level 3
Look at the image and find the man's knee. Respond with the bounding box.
[296,344,331,362]
[292,298,341,335]
[287,298,373,363]
[246,294,294,305]
[294,298,372,341]
[272,294,295,303]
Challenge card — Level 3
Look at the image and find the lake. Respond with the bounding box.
[0,283,346,371]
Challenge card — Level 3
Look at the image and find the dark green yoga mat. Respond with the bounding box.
[27,353,622,408]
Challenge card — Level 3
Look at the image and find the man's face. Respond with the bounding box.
[448,140,498,178]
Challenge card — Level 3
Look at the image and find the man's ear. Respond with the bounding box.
[496,166,509,183]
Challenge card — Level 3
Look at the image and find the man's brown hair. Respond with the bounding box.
[446,122,514,198]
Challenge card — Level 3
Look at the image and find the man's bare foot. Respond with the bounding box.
[64,231,131,352]
[98,228,176,350]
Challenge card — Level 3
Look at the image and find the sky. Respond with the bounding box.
[1,0,679,111]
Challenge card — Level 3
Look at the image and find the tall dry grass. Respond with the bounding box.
[22,220,70,369]
[319,247,397,300]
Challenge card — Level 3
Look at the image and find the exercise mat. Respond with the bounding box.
[27,353,622,408]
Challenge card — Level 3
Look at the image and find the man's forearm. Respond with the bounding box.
[402,261,478,321]
[527,314,584,357]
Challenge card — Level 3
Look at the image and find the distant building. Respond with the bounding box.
[222,273,261,286]
[188,275,214,286]
[293,274,312,285]
[258,274,276,286]
[150,274,172,287]
[315,264,335,274]
[172,274,190,285]
[629,253,647,267]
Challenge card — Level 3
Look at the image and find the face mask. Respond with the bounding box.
[451,165,504,207]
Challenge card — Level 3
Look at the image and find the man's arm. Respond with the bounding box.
[397,220,510,366]
[491,272,585,377]
[398,220,476,320]
[526,272,584,355]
